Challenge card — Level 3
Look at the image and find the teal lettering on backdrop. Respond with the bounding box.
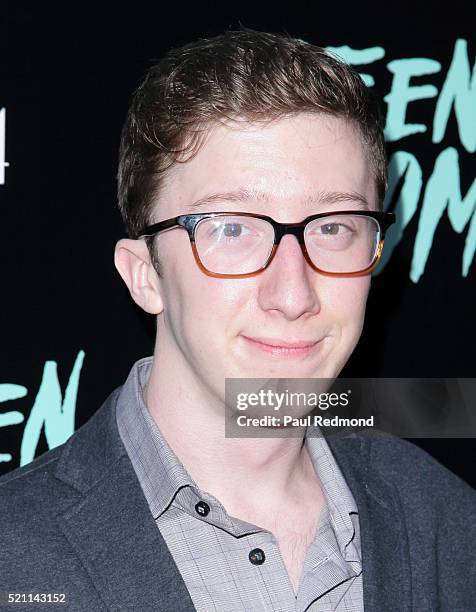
[328,38,475,281]
[433,39,476,153]
[0,384,27,462]
[415,148,476,281]
[0,351,85,465]
[384,58,441,141]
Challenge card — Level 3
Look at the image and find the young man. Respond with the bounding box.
[1,30,475,611]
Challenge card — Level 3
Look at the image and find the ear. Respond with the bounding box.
[114,238,164,315]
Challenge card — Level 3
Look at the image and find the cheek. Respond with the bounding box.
[193,275,248,317]
[324,277,370,328]
[165,260,249,344]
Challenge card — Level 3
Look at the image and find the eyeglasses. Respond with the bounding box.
[136,210,396,278]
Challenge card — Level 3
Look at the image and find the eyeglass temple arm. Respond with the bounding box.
[136,217,181,238]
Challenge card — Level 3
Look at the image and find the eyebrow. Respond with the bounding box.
[186,188,370,211]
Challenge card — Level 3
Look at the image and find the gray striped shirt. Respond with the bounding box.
[116,356,363,611]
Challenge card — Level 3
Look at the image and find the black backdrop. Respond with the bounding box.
[1,4,475,485]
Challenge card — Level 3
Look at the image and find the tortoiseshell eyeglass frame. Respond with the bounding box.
[136,210,396,278]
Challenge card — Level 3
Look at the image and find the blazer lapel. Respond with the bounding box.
[54,389,196,612]
[327,434,413,612]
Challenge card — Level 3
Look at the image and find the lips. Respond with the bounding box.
[240,334,323,358]
[241,335,319,349]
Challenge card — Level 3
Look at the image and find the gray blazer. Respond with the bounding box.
[1,387,475,611]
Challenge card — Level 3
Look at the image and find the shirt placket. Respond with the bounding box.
[173,486,305,612]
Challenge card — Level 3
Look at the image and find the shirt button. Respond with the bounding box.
[195,501,210,516]
[249,548,266,565]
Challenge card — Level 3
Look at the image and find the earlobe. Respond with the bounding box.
[114,238,164,315]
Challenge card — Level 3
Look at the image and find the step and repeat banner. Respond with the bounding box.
[1,6,474,484]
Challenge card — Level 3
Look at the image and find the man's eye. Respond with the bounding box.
[319,223,351,235]
[222,223,244,238]
[209,222,252,239]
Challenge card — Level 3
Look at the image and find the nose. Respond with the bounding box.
[257,234,321,321]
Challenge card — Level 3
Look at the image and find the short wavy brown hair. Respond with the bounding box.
[117,29,387,273]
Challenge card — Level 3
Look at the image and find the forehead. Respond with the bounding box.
[158,113,376,218]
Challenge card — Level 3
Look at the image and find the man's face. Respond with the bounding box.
[151,113,376,403]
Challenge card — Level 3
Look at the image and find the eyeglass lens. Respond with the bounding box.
[194,214,381,275]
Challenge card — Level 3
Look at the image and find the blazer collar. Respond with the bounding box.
[53,388,412,612]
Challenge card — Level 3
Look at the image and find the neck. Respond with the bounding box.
[143,349,321,515]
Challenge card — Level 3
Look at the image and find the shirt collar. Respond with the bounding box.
[305,424,361,564]
[116,356,194,519]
